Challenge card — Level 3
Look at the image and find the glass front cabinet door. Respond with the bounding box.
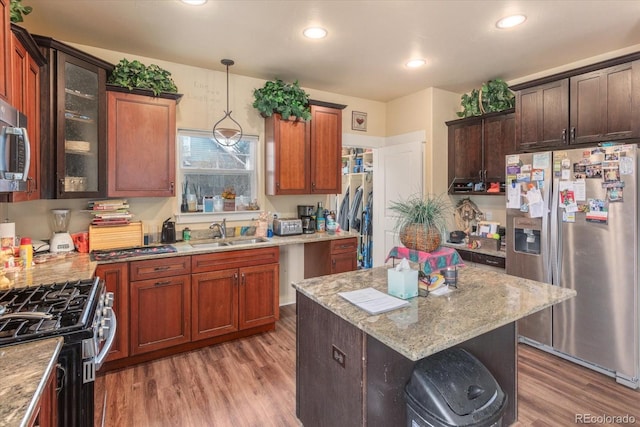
[35,35,111,199]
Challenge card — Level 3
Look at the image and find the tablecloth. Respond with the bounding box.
[385,246,464,274]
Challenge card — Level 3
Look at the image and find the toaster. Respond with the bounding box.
[273,218,303,236]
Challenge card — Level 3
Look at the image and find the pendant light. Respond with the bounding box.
[213,59,243,146]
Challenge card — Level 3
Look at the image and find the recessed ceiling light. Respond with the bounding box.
[181,0,207,5]
[303,27,328,39]
[406,59,427,68]
[496,14,526,29]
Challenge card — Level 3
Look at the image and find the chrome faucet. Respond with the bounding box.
[210,218,227,239]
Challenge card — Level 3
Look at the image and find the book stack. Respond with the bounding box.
[88,199,133,226]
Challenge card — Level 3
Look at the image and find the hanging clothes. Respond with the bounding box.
[339,186,350,231]
[349,185,363,232]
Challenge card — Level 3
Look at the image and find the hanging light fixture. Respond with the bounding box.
[213,59,243,146]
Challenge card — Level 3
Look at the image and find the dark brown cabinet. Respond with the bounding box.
[265,100,346,195]
[29,362,58,427]
[107,89,179,197]
[129,257,192,356]
[304,237,358,278]
[95,262,129,362]
[191,247,279,340]
[514,58,640,152]
[34,35,112,199]
[8,25,45,201]
[447,110,514,195]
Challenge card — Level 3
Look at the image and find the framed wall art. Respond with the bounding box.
[352,111,367,131]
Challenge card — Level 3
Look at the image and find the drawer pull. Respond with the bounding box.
[154,280,171,286]
[153,266,171,271]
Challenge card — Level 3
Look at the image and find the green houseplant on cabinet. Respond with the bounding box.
[107,58,179,96]
[389,193,452,253]
[9,0,32,22]
[457,78,515,118]
[253,79,312,120]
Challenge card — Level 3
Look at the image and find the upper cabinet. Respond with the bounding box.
[0,0,10,102]
[447,109,514,195]
[513,56,640,152]
[106,88,180,197]
[34,35,112,199]
[8,25,45,201]
[265,100,346,195]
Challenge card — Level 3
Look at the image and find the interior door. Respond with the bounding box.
[372,140,423,267]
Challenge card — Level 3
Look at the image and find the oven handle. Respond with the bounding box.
[94,309,117,371]
[0,312,53,320]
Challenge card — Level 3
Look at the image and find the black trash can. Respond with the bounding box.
[405,348,507,427]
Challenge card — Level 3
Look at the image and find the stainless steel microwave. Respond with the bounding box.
[0,98,30,192]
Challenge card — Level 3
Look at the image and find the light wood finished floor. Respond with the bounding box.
[96,304,640,426]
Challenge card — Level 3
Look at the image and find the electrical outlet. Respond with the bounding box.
[485,211,493,220]
[332,345,346,368]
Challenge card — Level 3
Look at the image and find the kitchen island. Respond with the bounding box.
[292,265,576,426]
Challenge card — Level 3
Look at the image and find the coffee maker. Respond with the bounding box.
[297,205,316,234]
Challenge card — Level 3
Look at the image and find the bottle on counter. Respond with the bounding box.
[316,202,325,232]
[19,237,33,269]
[182,227,191,242]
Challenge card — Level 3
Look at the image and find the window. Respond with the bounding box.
[177,128,259,222]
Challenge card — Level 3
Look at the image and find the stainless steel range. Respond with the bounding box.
[0,277,116,426]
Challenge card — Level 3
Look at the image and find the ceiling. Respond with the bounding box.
[17,0,640,102]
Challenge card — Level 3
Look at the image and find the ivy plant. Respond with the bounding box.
[252,79,311,120]
[107,59,178,96]
[457,79,515,118]
[457,88,482,118]
[9,0,32,23]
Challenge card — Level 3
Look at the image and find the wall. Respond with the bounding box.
[3,42,386,241]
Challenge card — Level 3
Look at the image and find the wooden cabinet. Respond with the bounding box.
[191,247,279,341]
[34,35,112,199]
[107,89,180,197]
[304,237,358,278]
[514,57,640,152]
[8,25,45,202]
[95,262,129,362]
[0,0,10,102]
[129,257,191,355]
[265,100,346,195]
[447,110,514,195]
[29,362,58,427]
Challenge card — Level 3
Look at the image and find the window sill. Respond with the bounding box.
[174,210,265,224]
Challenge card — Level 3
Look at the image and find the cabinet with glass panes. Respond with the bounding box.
[177,129,259,217]
[34,35,112,199]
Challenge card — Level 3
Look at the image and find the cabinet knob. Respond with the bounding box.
[311,182,316,190]
[562,128,567,143]
[571,127,576,142]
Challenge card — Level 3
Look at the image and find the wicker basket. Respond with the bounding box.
[399,224,442,253]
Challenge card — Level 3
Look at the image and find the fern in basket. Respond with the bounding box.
[389,193,452,252]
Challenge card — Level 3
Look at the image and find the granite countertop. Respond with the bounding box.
[0,337,63,427]
[4,232,357,287]
[291,266,576,361]
[442,241,506,258]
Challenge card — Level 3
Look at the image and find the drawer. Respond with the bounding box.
[472,253,505,269]
[130,256,191,281]
[330,238,358,254]
[192,247,279,273]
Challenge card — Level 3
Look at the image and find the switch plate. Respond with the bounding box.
[332,345,346,368]
[485,211,493,220]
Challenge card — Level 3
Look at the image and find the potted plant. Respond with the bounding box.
[107,58,179,96]
[457,78,515,118]
[9,0,32,22]
[252,79,312,120]
[389,193,452,253]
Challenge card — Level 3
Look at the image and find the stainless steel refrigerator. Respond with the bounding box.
[506,145,639,389]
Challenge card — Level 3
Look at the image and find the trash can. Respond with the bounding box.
[405,348,507,427]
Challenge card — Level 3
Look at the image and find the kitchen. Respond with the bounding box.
[1,1,640,426]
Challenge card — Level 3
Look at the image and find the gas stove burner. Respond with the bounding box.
[45,287,79,301]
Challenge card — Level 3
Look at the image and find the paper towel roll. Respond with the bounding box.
[0,222,15,248]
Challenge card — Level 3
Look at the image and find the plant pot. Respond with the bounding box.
[399,224,442,253]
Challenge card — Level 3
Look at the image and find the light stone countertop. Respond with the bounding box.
[0,337,63,427]
[291,265,576,361]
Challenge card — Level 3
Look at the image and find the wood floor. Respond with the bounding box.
[96,304,640,426]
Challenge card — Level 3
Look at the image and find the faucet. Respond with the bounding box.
[210,218,227,239]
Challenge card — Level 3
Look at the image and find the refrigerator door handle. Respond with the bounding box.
[550,177,562,285]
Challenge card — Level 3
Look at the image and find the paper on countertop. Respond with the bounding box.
[339,287,410,315]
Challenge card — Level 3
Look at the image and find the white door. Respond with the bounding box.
[372,140,424,266]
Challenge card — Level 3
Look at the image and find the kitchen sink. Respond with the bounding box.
[190,241,230,248]
[189,237,269,249]
[226,237,269,245]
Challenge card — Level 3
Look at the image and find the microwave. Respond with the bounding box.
[0,98,30,192]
